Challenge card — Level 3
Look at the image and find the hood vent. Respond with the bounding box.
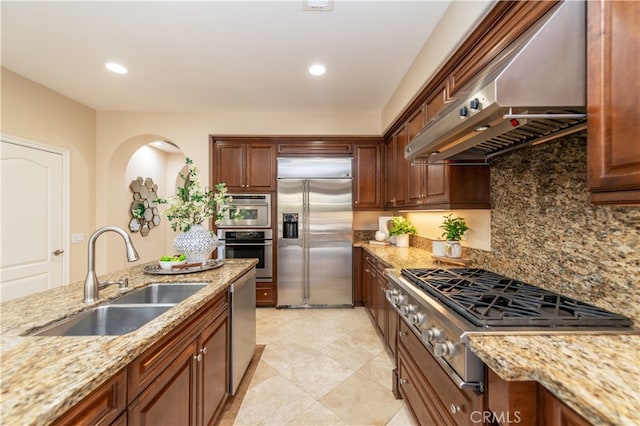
[405,0,586,163]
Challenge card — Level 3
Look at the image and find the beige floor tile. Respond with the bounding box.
[237,308,412,426]
[386,405,418,426]
[356,351,396,391]
[234,375,316,425]
[319,371,404,425]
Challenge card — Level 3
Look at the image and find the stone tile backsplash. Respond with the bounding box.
[468,131,640,323]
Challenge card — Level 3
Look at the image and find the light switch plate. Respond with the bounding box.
[71,233,84,244]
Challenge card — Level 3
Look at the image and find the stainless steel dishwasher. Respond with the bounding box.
[229,268,256,395]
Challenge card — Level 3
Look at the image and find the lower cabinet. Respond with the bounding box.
[128,291,229,426]
[256,283,276,307]
[55,289,231,426]
[487,368,590,426]
[397,320,483,425]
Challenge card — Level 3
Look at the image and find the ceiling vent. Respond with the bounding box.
[303,0,333,12]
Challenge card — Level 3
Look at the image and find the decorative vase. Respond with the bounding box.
[445,240,462,258]
[395,234,410,247]
[173,224,218,264]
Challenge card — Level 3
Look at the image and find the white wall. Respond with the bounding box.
[381,0,495,131]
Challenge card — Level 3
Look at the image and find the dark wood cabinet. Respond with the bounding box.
[374,260,388,337]
[397,320,483,425]
[353,247,364,306]
[53,369,127,426]
[211,139,276,192]
[406,106,428,206]
[385,127,408,208]
[128,340,198,426]
[353,142,384,209]
[587,0,640,205]
[487,368,590,426]
[256,283,276,307]
[362,253,376,317]
[199,307,229,426]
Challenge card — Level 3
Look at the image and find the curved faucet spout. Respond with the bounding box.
[84,226,139,303]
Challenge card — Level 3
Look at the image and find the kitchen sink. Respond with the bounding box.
[110,283,208,304]
[32,305,172,336]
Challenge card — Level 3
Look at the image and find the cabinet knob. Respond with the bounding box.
[354,200,359,205]
[52,249,64,256]
[400,378,409,385]
[201,347,207,355]
[194,354,202,362]
[450,404,460,414]
[263,292,268,296]
[399,331,408,337]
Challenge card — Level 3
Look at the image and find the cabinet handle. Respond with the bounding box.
[400,378,408,385]
[399,331,407,337]
[450,404,460,414]
[201,347,207,355]
[52,249,64,256]
[194,354,202,362]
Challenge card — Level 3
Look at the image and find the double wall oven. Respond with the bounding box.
[217,194,273,283]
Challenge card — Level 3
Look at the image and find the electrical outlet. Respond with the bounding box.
[71,233,84,244]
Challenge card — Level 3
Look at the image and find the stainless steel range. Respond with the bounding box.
[386,268,635,392]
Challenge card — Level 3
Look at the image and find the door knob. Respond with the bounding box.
[52,249,64,256]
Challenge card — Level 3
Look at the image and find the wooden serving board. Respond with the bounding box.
[431,255,473,266]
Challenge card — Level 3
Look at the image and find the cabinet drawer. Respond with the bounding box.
[256,284,275,306]
[53,369,126,426]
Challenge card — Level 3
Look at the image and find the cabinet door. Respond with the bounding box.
[363,255,375,313]
[354,143,383,209]
[129,341,198,426]
[588,0,640,204]
[199,309,229,426]
[53,369,126,426]
[256,283,276,307]
[353,247,364,306]
[385,138,396,207]
[406,107,427,205]
[246,143,276,191]
[214,142,245,191]
[540,387,590,426]
[374,263,388,337]
[393,127,408,206]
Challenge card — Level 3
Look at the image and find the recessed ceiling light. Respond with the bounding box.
[303,0,333,12]
[309,64,326,76]
[105,62,128,74]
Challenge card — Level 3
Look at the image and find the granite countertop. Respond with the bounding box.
[356,242,640,426]
[0,258,257,426]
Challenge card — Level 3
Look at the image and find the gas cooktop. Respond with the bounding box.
[401,268,633,328]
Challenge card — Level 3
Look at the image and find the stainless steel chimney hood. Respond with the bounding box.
[405,0,586,163]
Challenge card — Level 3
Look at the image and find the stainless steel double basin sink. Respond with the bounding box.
[33,283,208,337]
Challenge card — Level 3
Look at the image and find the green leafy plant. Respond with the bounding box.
[158,158,240,232]
[388,216,417,236]
[160,254,186,262]
[439,213,469,241]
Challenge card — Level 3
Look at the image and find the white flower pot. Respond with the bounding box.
[395,234,410,247]
[173,224,218,264]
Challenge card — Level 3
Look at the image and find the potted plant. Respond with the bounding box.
[158,158,239,263]
[388,216,417,247]
[439,213,468,258]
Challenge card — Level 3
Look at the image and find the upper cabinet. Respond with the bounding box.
[211,138,276,192]
[587,0,640,205]
[353,142,384,210]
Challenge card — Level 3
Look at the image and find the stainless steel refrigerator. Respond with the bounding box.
[277,157,353,308]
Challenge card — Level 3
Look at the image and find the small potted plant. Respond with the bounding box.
[388,216,417,247]
[439,213,468,258]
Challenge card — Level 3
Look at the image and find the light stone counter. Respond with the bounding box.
[0,259,257,426]
[355,242,640,426]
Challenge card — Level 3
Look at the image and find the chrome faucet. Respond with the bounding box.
[84,226,139,303]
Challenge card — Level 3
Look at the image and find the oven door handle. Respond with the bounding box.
[221,241,273,246]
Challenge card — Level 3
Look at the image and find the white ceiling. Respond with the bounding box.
[1,1,452,115]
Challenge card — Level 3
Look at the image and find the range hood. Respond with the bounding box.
[405,0,586,163]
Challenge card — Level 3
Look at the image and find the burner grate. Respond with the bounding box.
[401,268,633,327]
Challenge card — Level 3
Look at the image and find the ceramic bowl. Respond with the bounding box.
[158,260,186,271]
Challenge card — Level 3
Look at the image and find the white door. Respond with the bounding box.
[0,136,68,302]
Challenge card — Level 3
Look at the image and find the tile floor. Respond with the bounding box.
[234,307,417,426]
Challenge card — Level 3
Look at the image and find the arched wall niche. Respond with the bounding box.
[103,134,185,273]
